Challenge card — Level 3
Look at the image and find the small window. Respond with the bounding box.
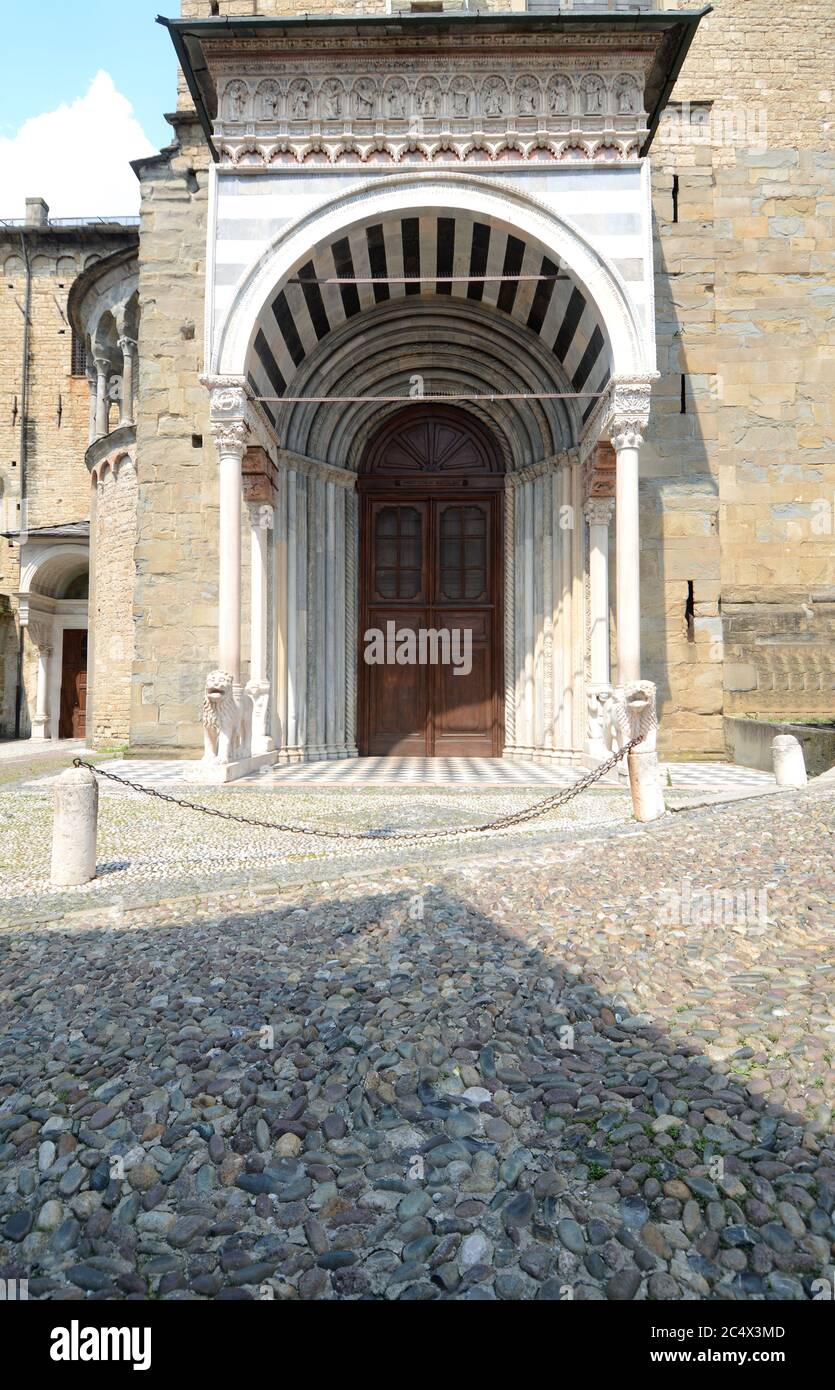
[70,327,87,377]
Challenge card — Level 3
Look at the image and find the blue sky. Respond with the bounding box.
[1,2,178,216]
[2,1,173,145]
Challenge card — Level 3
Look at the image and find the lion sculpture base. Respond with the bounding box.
[196,670,277,783]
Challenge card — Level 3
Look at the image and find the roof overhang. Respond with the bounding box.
[157,7,711,162]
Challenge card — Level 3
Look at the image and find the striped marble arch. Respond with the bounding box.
[243,211,612,468]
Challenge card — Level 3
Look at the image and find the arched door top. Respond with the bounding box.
[360,404,504,484]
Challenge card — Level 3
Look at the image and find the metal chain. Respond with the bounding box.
[72,738,641,844]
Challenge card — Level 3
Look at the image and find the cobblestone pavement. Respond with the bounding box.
[0,783,832,1301]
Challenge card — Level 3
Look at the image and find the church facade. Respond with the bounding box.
[1,1,832,767]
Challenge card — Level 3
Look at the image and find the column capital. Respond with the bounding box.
[93,355,110,374]
[604,377,654,450]
[27,618,52,653]
[583,497,615,528]
[118,335,137,354]
[203,375,251,457]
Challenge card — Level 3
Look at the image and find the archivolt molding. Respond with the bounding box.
[216,172,653,387]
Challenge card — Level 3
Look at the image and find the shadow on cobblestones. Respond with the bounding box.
[1,866,833,1301]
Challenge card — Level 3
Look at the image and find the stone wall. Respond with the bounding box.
[143,0,834,756]
[88,451,139,746]
[0,227,135,736]
[131,118,219,751]
[644,0,834,750]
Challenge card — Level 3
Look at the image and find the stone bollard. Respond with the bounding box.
[51,765,98,886]
[610,681,666,823]
[772,734,807,788]
[627,746,667,823]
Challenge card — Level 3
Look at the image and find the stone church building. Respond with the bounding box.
[1,1,832,769]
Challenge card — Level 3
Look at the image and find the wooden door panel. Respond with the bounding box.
[364,611,428,755]
[59,629,87,740]
[359,407,503,758]
[433,608,494,754]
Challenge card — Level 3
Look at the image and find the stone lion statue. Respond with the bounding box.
[201,669,252,765]
[610,680,659,753]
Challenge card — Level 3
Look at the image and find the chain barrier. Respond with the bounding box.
[72,737,641,844]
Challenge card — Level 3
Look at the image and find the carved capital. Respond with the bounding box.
[211,418,249,456]
[605,378,653,451]
[583,497,615,529]
[118,336,137,355]
[203,376,251,458]
[27,619,52,653]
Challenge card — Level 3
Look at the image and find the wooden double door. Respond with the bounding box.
[359,408,504,757]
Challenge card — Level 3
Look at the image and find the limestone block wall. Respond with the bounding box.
[0,229,135,736]
[644,0,835,749]
[88,452,139,746]
[131,118,220,750]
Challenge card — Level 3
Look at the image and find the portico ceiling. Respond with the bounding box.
[244,211,612,469]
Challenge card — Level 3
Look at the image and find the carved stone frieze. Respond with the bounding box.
[208,37,651,167]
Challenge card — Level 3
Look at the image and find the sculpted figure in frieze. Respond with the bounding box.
[515,76,540,117]
[416,78,441,119]
[547,76,572,117]
[385,78,409,119]
[288,80,312,119]
[256,80,281,120]
[320,79,345,119]
[581,74,606,116]
[353,79,377,120]
[482,76,508,118]
[224,80,249,122]
[450,77,472,118]
[614,74,641,115]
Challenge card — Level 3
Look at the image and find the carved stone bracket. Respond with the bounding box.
[582,442,616,501]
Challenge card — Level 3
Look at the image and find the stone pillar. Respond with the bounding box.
[206,382,249,683]
[585,498,615,688]
[606,382,652,687]
[249,500,273,754]
[51,765,98,886]
[344,484,358,758]
[118,337,137,426]
[503,479,516,757]
[28,620,52,740]
[94,357,110,439]
[87,371,97,445]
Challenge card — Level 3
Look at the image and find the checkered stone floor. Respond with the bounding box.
[24,754,777,795]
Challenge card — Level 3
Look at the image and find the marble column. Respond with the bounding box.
[604,382,652,689]
[612,428,643,687]
[206,386,249,683]
[249,501,273,754]
[118,337,137,426]
[29,621,52,740]
[306,471,327,759]
[584,499,615,690]
[94,357,109,439]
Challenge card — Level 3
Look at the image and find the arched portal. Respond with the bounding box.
[204,173,655,767]
[358,405,505,756]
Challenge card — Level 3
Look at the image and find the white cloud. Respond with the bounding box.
[0,71,156,219]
